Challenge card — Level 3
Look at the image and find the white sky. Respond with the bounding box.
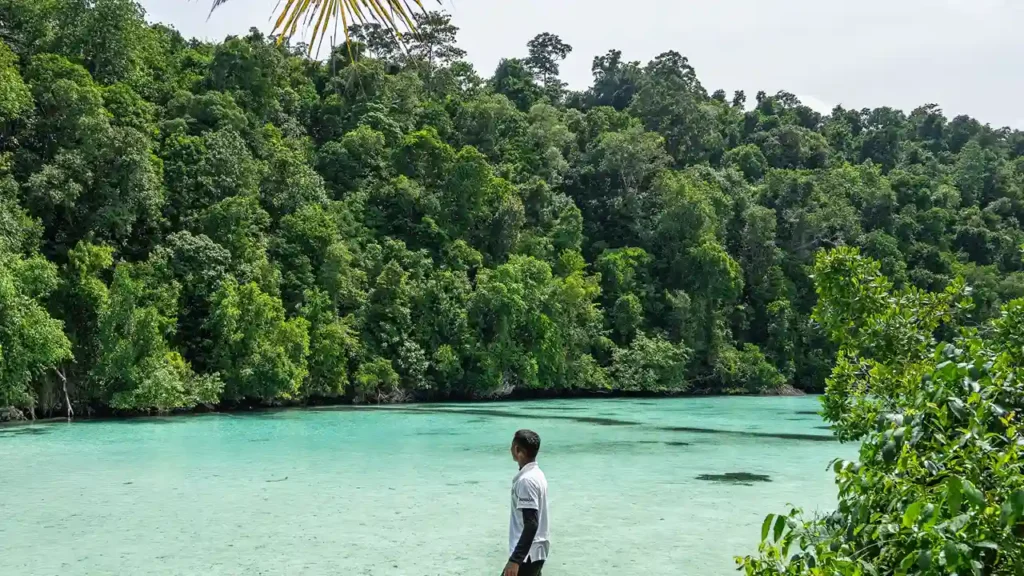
[143,0,1024,128]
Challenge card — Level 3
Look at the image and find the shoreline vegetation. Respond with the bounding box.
[0,385,808,425]
[3,0,1024,439]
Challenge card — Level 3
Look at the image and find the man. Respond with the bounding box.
[504,429,549,576]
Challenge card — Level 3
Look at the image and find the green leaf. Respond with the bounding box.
[947,514,970,533]
[772,514,787,542]
[1000,501,1014,527]
[947,477,963,516]
[882,440,898,463]
[944,541,959,566]
[899,551,917,571]
[921,503,935,526]
[1011,490,1024,515]
[902,501,924,528]
[963,480,984,508]
[916,549,932,570]
[761,514,774,542]
[975,541,999,551]
[949,397,967,420]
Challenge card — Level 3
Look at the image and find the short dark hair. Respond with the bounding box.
[513,429,541,459]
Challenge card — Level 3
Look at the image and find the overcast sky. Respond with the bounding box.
[142,0,1024,128]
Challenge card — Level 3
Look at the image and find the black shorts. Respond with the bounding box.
[519,560,544,576]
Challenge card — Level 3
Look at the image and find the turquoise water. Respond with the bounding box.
[0,396,854,575]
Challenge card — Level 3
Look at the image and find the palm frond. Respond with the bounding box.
[208,0,438,54]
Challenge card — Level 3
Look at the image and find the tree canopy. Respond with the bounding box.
[3,0,1024,418]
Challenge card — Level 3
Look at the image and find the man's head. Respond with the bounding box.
[510,429,541,467]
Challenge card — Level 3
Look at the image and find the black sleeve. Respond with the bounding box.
[509,508,539,564]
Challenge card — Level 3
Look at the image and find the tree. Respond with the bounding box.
[723,144,767,181]
[0,40,32,128]
[301,288,358,398]
[20,53,163,257]
[52,241,113,401]
[712,343,784,393]
[628,51,718,165]
[465,252,607,393]
[92,262,222,412]
[353,356,400,403]
[610,333,690,392]
[576,123,670,249]
[406,11,466,67]
[526,33,572,101]
[490,58,543,112]
[586,50,641,110]
[208,279,310,402]
[316,125,389,196]
[0,250,71,414]
[812,246,970,440]
[161,128,260,228]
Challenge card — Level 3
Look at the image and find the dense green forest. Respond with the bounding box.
[4,0,1024,416]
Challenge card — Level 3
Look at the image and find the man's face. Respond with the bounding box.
[510,440,520,463]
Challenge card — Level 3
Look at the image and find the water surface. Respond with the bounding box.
[0,396,853,575]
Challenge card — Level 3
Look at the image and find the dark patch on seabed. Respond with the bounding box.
[795,410,821,415]
[560,439,692,452]
[0,426,51,437]
[380,407,640,427]
[524,405,588,411]
[573,416,638,426]
[696,472,772,485]
[578,440,660,450]
[112,416,183,425]
[660,425,836,442]
[369,406,835,441]
[415,429,464,436]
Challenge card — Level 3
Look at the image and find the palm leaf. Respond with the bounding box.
[208,0,438,54]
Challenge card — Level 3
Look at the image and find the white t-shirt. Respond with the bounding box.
[509,461,550,562]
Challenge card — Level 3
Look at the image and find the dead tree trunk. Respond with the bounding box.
[56,367,73,422]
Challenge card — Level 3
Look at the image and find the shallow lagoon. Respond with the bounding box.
[0,396,855,575]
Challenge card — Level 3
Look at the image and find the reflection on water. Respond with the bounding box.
[0,395,853,576]
[0,426,51,437]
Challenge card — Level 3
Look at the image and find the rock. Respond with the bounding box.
[0,406,26,422]
[763,384,805,396]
